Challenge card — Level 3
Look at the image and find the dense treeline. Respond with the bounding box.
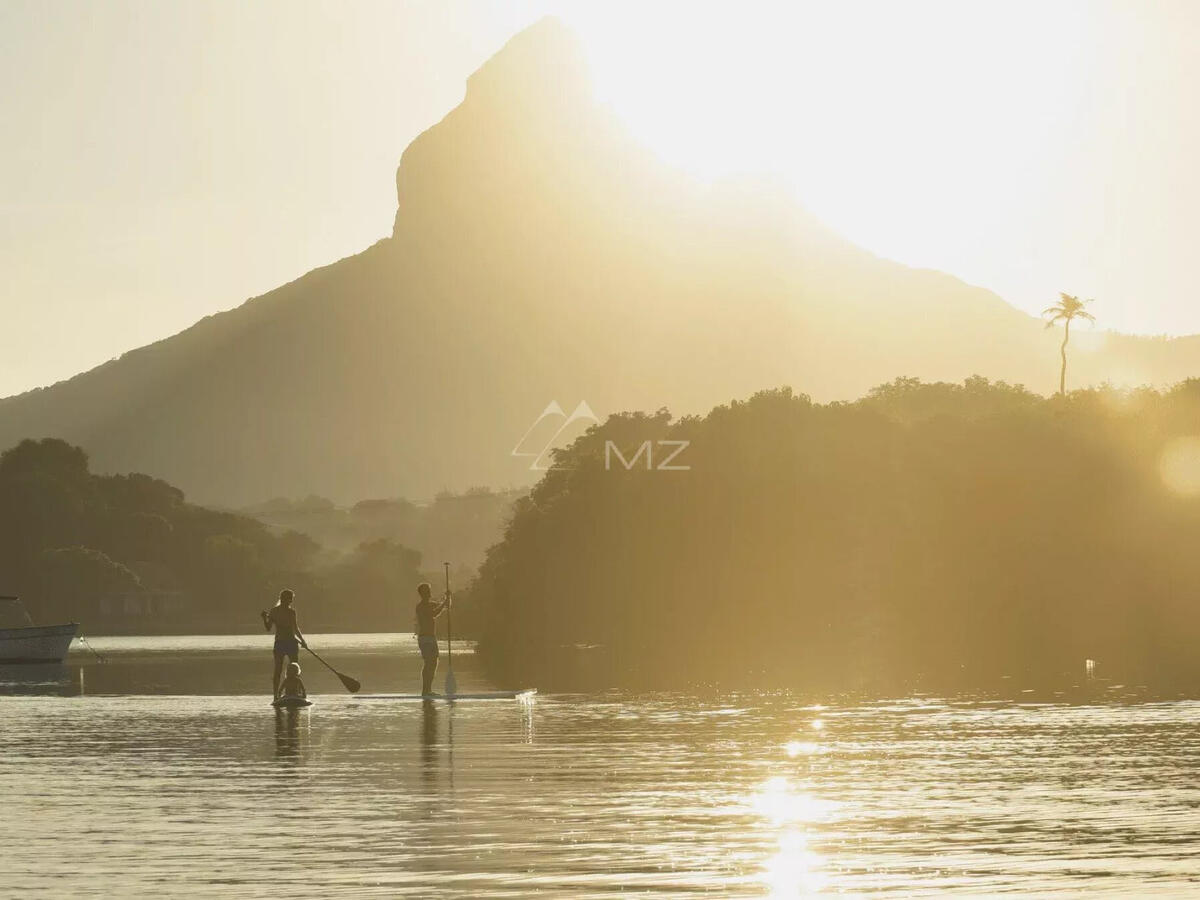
[0,439,426,632]
[474,377,1200,694]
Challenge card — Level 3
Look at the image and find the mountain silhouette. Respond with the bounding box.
[2,17,1198,505]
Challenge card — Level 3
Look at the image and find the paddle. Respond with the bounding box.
[304,644,361,693]
[443,562,458,696]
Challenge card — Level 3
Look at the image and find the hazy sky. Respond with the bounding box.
[3,0,1199,396]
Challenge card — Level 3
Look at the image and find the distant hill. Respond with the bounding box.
[242,487,524,570]
[2,17,1197,506]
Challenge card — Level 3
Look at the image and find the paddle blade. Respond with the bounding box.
[444,667,458,697]
[338,672,361,693]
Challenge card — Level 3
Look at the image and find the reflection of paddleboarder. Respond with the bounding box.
[414,582,450,696]
[274,706,301,759]
[261,589,308,697]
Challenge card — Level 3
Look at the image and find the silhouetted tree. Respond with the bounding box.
[1042,293,1095,395]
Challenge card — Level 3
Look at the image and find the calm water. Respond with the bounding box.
[1,635,1197,898]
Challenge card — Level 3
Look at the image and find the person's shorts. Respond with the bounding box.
[274,638,300,658]
[417,635,439,661]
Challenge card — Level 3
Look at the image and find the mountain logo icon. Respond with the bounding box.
[511,401,600,470]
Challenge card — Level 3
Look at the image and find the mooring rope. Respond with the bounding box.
[78,635,107,664]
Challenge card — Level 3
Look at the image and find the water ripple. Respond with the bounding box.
[1,638,1197,896]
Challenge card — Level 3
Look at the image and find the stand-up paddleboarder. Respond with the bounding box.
[415,582,450,695]
[262,589,307,697]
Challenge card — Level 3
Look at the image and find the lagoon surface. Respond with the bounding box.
[1,635,1197,898]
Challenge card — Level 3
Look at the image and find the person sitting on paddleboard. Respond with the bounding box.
[262,589,307,697]
[415,582,450,696]
[277,661,307,700]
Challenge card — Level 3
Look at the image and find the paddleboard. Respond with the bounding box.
[355,689,536,701]
[272,695,313,709]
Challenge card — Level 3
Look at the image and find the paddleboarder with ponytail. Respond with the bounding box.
[262,589,308,697]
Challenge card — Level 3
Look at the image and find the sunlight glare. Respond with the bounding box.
[560,0,1095,314]
[1160,437,1200,497]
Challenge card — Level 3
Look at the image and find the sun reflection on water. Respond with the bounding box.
[752,776,836,826]
[763,829,828,897]
[750,775,837,896]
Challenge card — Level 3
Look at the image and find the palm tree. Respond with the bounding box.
[1042,293,1095,395]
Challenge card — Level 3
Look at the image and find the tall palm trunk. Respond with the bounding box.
[1058,319,1071,395]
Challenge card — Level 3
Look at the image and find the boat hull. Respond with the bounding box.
[0,623,79,664]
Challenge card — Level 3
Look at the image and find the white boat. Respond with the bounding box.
[0,596,79,664]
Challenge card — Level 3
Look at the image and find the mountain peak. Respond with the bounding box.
[391,16,603,239]
[464,16,590,106]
